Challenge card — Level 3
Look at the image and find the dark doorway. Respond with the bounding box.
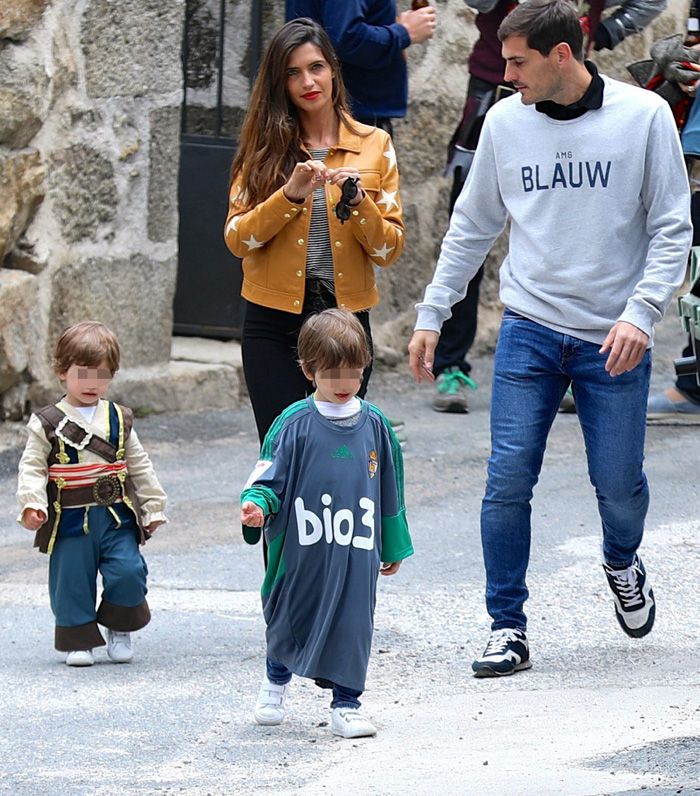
[174,0,263,339]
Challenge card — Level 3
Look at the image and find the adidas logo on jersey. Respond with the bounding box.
[332,445,353,459]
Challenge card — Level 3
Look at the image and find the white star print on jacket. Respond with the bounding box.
[371,243,395,261]
[243,234,264,250]
[377,190,399,211]
[383,146,397,171]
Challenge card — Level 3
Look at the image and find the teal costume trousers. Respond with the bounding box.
[48,504,149,651]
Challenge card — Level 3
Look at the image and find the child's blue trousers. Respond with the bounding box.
[48,504,150,652]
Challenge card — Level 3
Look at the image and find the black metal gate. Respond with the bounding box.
[173,0,263,339]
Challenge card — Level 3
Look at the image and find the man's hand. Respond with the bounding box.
[146,520,164,533]
[380,561,402,576]
[21,508,46,531]
[408,330,439,383]
[599,321,649,377]
[397,6,437,44]
[241,501,265,527]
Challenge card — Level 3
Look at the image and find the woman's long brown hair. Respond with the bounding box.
[229,18,358,211]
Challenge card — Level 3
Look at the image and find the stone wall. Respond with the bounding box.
[0,0,185,419]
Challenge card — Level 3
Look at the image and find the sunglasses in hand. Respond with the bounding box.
[335,177,360,224]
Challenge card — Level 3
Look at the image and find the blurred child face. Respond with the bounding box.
[59,359,113,407]
[311,365,364,405]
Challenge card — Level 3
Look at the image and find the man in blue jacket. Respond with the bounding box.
[285,0,436,134]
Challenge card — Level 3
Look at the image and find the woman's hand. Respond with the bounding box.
[327,168,364,205]
[21,508,47,531]
[283,160,329,202]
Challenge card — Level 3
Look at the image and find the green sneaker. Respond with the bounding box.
[432,367,477,414]
[558,386,576,414]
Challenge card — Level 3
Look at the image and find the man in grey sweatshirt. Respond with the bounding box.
[409,0,692,677]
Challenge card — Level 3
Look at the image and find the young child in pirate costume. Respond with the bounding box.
[16,321,167,666]
[240,308,413,738]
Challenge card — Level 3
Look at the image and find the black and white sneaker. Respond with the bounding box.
[471,628,532,677]
[603,554,655,638]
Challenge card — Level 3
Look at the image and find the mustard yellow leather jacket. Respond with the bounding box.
[224,120,404,314]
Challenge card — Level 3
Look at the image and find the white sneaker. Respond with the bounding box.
[253,677,289,725]
[331,707,377,738]
[66,649,94,667]
[107,629,133,663]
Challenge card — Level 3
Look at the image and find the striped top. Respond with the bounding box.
[307,147,335,292]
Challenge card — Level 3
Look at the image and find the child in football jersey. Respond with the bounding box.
[240,308,413,738]
[16,321,166,666]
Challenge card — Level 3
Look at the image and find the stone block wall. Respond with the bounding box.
[0,0,185,419]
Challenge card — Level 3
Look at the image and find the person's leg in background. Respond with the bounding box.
[646,335,700,420]
[432,263,483,413]
[431,78,493,413]
[647,189,700,420]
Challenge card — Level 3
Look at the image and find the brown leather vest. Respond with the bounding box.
[32,403,147,554]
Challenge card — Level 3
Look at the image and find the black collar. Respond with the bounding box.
[535,61,604,120]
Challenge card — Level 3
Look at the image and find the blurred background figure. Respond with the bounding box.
[285,1,437,135]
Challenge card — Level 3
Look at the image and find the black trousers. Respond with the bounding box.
[433,76,500,378]
[242,281,373,444]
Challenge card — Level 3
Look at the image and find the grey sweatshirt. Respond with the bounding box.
[416,76,692,345]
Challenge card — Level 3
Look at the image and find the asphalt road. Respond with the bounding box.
[0,313,698,796]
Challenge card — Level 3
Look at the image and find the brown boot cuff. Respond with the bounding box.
[97,599,151,632]
[55,622,105,652]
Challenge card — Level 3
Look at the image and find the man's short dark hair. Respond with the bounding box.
[498,0,584,61]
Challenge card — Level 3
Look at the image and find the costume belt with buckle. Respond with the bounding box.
[49,461,128,508]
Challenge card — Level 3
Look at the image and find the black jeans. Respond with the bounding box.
[242,281,373,443]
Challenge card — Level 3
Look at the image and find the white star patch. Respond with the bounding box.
[243,234,263,250]
[371,243,395,261]
[383,146,397,170]
[225,215,241,236]
[376,189,398,211]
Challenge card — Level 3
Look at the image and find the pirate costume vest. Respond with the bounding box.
[33,401,148,555]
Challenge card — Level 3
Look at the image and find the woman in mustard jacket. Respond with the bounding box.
[224,17,404,442]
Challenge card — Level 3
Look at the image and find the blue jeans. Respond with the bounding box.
[266,659,362,709]
[481,311,651,630]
